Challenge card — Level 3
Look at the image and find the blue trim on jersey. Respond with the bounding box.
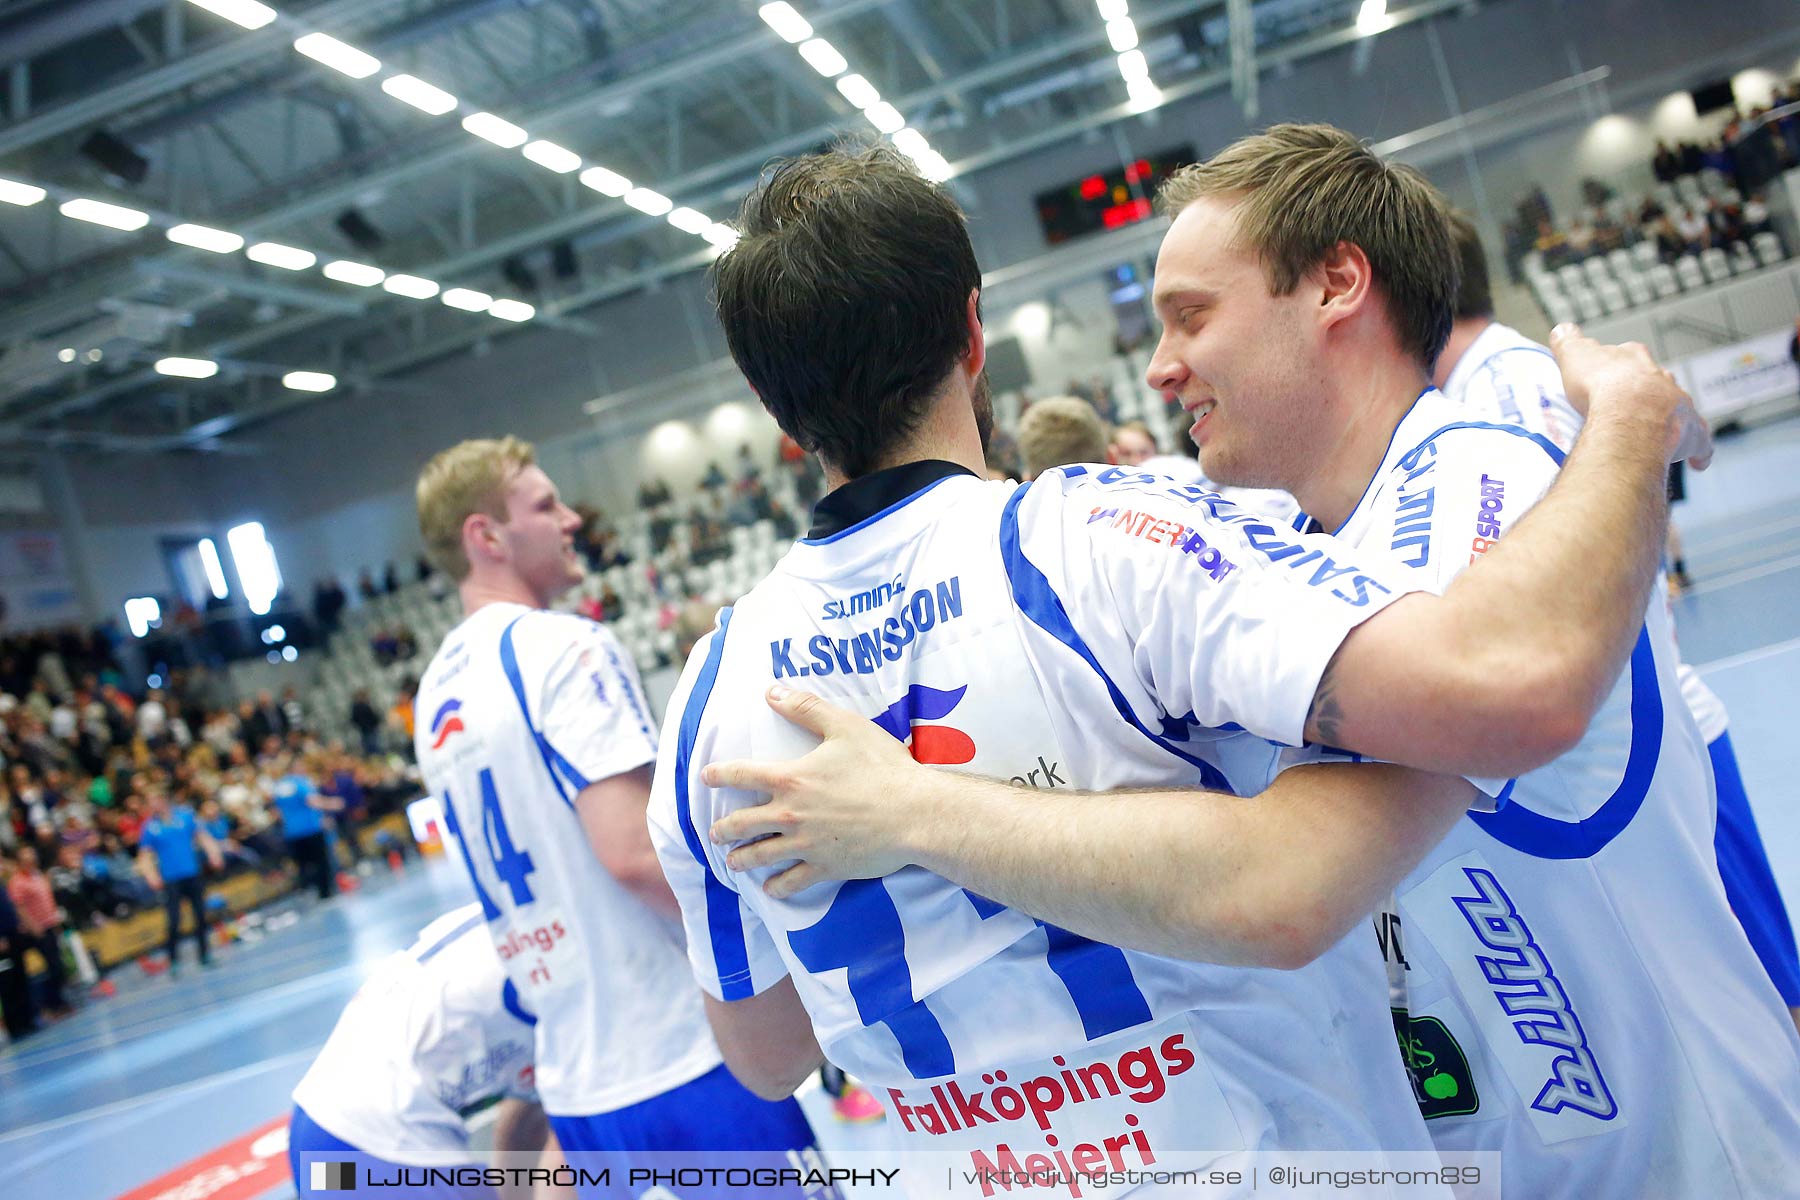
[415,910,484,964]
[1330,388,1431,535]
[1396,418,1568,472]
[1710,730,1800,1005]
[799,474,965,546]
[1467,628,1661,858]
[501,977,539,1027]
[498,615,593,809]
[673,608,756,1000]
[1467,342,1558,382]
[997,483,1232,792]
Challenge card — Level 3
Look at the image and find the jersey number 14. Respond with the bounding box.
[443,768,537,919]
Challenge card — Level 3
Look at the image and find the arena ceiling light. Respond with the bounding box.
[1126,78,1164,112]
[463,112,529,148]
[667,207,711,235]
[487,299,536,322]
[579,166,631,197]
[441,287,494,312]
[757,2,813,43]
[864,102,905,135]
[835,73,881,109]
[623,187,673,216]
[281,370,337,392]
[769,5,955,181]
[0,177,46,206]
[703,223,740,249]
[162,1,738,296]
[1356,0,1390,35]
[522,140,582,173]
[322,259,385,286]
[167,223,245,253]
[184,0,275,30]
[382,273,440,299]
[246,241,316,270]
[382,74,458,116]
[294,32,381,79]
[60,197,150,230]
[155,356,220,379]
[797,38,849,78]
[1095,0,1163,112]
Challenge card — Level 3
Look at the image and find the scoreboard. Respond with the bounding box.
[1033,146,1196,246]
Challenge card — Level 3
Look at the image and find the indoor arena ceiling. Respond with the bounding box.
[0,0,1472,452]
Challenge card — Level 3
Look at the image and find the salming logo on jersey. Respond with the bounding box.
[823,574,906,620]
[1470,474,1506,562]
[1391,449,1438,568]
[769,576,965,678]
[1453,868,1617,1121]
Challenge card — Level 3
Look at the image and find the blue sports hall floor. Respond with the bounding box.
[7,412,1800,1200]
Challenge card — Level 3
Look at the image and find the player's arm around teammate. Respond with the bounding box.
[696,332,1702,974]
[1286,326,1707,777]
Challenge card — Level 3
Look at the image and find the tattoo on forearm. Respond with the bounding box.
[1308,661,1345,746]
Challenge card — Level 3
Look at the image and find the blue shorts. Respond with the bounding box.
[548,1064,829,1200]
[1711,732,1800,1006]
[289,1104,492,1200]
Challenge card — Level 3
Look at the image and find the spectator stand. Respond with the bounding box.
[1521,166,1794,328]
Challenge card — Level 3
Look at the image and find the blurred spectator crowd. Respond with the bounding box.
[1501,80,1799,321]
[0,631,421,1041]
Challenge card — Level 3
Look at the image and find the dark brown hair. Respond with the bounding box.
[711,145,982,478]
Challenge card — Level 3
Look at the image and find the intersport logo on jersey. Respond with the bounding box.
[883,1027,1201,1198]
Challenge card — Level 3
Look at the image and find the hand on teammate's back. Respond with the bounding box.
[704,686,928,898]
[1550,323,1712,469]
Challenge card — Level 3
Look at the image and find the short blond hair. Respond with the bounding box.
[1018,397,1108,478]
[416,437,536,580]
[1157,123,1456,365]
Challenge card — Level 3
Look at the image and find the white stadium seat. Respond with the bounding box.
[1700,247,1731,283]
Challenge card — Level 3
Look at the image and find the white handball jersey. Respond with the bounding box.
[1440,321,1734,750]
[649,461,1452,1190]
[1439,322,1582,451]
[1677,663,1729,742]
[415,603,720,1116]
[291,905,536,1162]
[1298,389,1800,1199]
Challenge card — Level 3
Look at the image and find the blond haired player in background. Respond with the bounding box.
[412,438,828,1200]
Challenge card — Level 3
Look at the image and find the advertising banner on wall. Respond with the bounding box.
[0,529,82,629]
[1672,329,1800,424]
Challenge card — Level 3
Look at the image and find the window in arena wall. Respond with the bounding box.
[124,596,161,638]
[226,522,283,616]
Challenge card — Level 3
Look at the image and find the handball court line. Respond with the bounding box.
[0,1046,317,1164]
